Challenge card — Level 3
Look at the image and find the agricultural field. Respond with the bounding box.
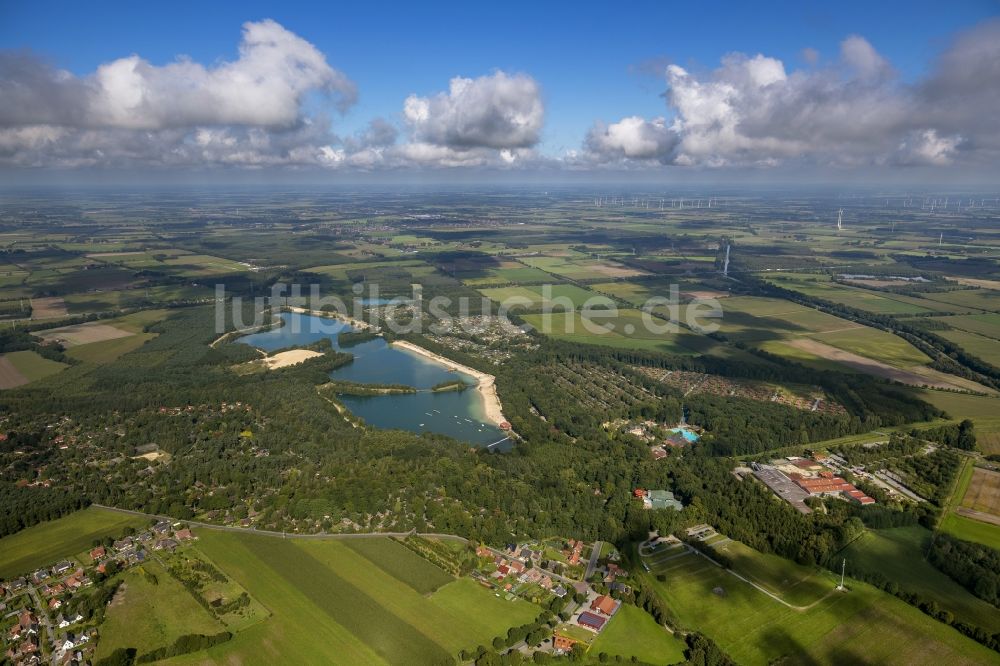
[0,349,67,388]
[764,274,938,315]
[641,545,996,665]
[0,507,148,579]
[590,604,686,665]
[343,538,454,594]
[478,284,612,310]
[918,288,1000,313]
[163,531,540,665]
[939,459,1000,549]
[520,254,647,281]
[61,284,214,314]
[959,467,1000,522]
[840,526,1000,632]
[95,560,226,661]
[939,313,1000,339]
[520,309,708,355]
[448,258,554,286]
[938,329,1000,366]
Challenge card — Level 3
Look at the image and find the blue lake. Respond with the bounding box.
[239,313,509,448]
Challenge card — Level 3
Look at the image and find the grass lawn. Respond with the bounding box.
[840,526,1000,631]
[939,513,1000,550]
[4,349,67,381]
[642,548,995,665]
[344,537,454,594]
[590,604,686,665]
[707,540,831,607]
[0,507,147,579]
[95,560,225,660]
[163,531,538,665]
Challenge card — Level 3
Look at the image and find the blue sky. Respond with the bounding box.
[1,1,999,179]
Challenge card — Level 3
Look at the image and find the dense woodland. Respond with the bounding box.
[2,295,999,657]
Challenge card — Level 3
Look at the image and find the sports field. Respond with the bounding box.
[95,560,225,661]
[840,526,1000,632]
[590,604,686,664]
[640,545,996,665]
[0,507,148,578]
[164,531,540,665]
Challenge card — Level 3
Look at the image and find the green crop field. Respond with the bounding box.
[479,284,612,309]
[590,604,686,665]
[66,333,155,364]
[641,549,996,665]
[940,512,1000,550]
[939,329,1000,365]
[4,349,68,382]
[764,276,936,315]
[840,526,1000,631]
[520,309,706,355]
[164,531,539,665]
[344,538,454,594]
[811,327,931,367]
[940,313,1000,339]
[915,390,1000,421]
[919,289,1000,312]
[62,284,214,314]
[0,507,148,579]
[95,560,225,661]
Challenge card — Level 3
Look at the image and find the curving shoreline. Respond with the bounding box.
[390,340,508,428]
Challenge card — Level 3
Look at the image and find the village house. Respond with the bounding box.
[577,611,607,632]
[53,561,74,575]
[590,595,618,616]
[89,545,106,561]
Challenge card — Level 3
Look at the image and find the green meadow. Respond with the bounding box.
[641,547,996,665]
[0,507,147,579]
[590,604,686,664]
[840,526,1000,631]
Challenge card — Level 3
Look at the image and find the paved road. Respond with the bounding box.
[584,541,602,581]
[26,584,57,665]
[92,504,469,543]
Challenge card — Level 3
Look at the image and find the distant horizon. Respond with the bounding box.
[2,1,999,183]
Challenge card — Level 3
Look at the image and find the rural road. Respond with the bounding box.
[26,584,57,665]
[584,541,602,581]
[91,504,469,543]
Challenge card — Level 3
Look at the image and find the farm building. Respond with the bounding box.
[578,611,607,631]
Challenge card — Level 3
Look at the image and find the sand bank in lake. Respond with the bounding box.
[262,349,324,369]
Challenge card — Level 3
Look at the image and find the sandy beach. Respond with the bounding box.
[390,340,508,428]
[261,349,324,369]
